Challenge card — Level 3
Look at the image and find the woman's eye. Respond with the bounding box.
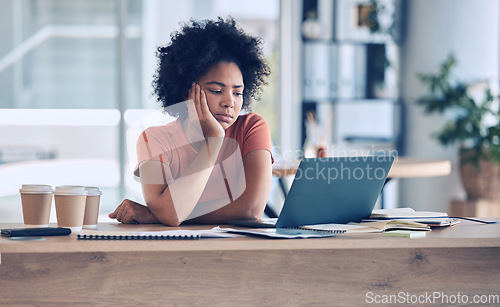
[234,92,243,96]
[209,89,222,94]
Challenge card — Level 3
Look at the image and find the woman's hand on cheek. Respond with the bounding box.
[188,83,225,138]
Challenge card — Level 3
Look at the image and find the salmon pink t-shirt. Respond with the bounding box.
[133,113,273,208]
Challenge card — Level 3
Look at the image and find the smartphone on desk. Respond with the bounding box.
[1,227,71,237]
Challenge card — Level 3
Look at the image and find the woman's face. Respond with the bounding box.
[196,61,244,130]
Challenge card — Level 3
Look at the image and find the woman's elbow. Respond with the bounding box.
[244,199,267,220]
[146,200,182,227]
[160,218,182,227]
[152,211,182,226]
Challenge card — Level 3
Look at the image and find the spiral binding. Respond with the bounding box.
[77,234,200,240]
[284,227,346,234]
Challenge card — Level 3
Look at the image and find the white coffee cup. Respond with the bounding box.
[83,186,102,229]
[19,184,53,228]
[54,185,87,233]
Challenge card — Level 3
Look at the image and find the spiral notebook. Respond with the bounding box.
[77,228,235,240]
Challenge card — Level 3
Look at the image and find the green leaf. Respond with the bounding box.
[416,53,500,168]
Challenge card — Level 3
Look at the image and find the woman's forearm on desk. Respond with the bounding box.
[186,149,272,224]
[143,138,224,226]
[111,147,271,226]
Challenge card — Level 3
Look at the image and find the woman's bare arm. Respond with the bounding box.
[185,149,272,224]
[110,148,272,226]
[140,137,224,226]
[110,83,227,226]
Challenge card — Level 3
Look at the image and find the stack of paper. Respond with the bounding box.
[216,227,339,238]
[364,208,460,227]
[301,219,430,233]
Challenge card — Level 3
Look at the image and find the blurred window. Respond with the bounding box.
[0,0,280,222]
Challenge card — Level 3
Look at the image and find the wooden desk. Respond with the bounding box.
[1,221,499,306]
[272,157,452,179]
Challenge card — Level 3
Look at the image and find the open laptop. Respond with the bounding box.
[228,155,395,228]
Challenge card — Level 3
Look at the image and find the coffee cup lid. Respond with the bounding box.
[19,184,53,194]
[85,186,102,196]
[54,185,88,195]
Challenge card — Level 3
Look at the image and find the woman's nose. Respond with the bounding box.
[221,93,235,108]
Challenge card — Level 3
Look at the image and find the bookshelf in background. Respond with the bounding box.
[300,0,405,155]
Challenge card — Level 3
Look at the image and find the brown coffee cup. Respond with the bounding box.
[54,186,87,233]
[19,184,53,227]
[83,187,102,229]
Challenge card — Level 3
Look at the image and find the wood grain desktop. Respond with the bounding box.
[1,220,499,306]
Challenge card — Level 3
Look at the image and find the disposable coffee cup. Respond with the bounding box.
[83,186,102,229]
[54,186,87,233]
[19,184,53,228]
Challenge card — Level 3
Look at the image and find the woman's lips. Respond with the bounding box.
[215,114,233,123]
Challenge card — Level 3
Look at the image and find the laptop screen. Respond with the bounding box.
[275,155,394,228]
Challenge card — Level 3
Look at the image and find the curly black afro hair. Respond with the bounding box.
[152,17,271,118]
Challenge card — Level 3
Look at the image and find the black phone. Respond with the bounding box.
[1,227,72,237]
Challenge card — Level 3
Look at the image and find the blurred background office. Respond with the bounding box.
[0,0,498,222]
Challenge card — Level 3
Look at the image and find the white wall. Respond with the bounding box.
[400,0,500,212]
[141,0,195,109]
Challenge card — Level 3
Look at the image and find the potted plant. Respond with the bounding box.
[417,53,500,200]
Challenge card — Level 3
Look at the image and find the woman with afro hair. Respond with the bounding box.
[109,17,274,226]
